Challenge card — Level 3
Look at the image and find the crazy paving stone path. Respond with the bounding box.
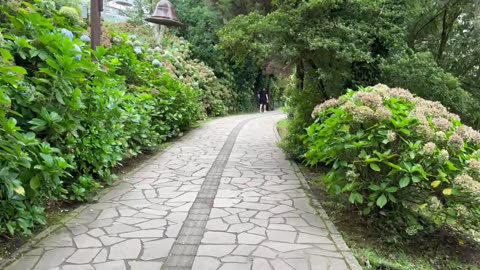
[5,113,361,270]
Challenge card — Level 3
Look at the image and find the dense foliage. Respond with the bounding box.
[0,0,230,236]
[216,0,480,266]
[217,0,480,160]
[305,85,480,244]
[172,0,270,112]
[126,0,267,112]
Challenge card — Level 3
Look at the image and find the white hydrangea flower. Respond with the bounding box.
[152,59,162,67]
[134,47,142,55]
[422,142,436,155]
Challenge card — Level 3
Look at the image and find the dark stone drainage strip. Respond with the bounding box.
[161,117,254,270]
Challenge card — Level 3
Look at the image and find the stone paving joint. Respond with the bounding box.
[3,113,361,270]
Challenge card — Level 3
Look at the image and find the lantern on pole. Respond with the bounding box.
[145,0,183,26]
[145,0,183,45]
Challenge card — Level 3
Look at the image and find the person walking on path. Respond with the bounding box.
[258,88,269,113]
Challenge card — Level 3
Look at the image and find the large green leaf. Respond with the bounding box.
[370,163,381,172]
[399,176,410,188]
[376,194,388,208]
[30,175,41,190]
[13,185,25,196]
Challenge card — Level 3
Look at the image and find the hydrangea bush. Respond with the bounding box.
[0,1,202,235]
[305,84,480,242]
[107,22,235,117]
[160,36,235,116]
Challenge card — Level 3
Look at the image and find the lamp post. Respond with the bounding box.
[145,0,183,45]
[90,0,103,50]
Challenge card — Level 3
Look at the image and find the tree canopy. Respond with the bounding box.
[216,0,480,127]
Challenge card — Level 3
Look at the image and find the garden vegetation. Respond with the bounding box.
[306,84,480,244]
[216,0,480,267]
[0,0,236,236]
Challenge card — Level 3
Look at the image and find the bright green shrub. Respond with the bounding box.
[0,2,203,235]
[3,9,131,187]
[104,34,202,137]
[305,84,480,243]
[58,6,83,27]
[0,48,70,235]
[106,23,231,117]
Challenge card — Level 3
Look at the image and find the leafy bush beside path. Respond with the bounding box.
[0,1,222,236]
[305,84,480,244]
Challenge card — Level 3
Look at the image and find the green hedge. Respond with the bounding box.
[0,1,204,235]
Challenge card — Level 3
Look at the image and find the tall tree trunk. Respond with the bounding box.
[437,3,463,62]
[307,59,329,100]
[296,60,304,91]
[437,8,449,61]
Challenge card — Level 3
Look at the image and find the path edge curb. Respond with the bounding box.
[273,117,363,270]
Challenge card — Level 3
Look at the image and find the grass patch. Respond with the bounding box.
[276,118,289,139]
[299,166,480,270]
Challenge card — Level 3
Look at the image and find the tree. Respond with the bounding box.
[127,0,155,25]
[406,0,480,95]
[172,0,224,72]
[214,0,274,21]
[217,0,480,157]
[172,0,267,111]
[218,0,405,98]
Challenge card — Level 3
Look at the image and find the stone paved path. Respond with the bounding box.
[4,113,361,270]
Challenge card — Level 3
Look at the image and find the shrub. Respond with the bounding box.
[104,34,202,138]
[281,76,324,159]
[107,22,235,117]
[305,84,480,243]
[58,6,83,27]
[0,2,204,236]
[0,48,70,235]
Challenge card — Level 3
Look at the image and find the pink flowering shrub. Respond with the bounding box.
[305,84,480,242]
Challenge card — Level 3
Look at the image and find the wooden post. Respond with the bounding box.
[90,0,102,50]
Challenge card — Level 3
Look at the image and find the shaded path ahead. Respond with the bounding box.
[5,113,361,270]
